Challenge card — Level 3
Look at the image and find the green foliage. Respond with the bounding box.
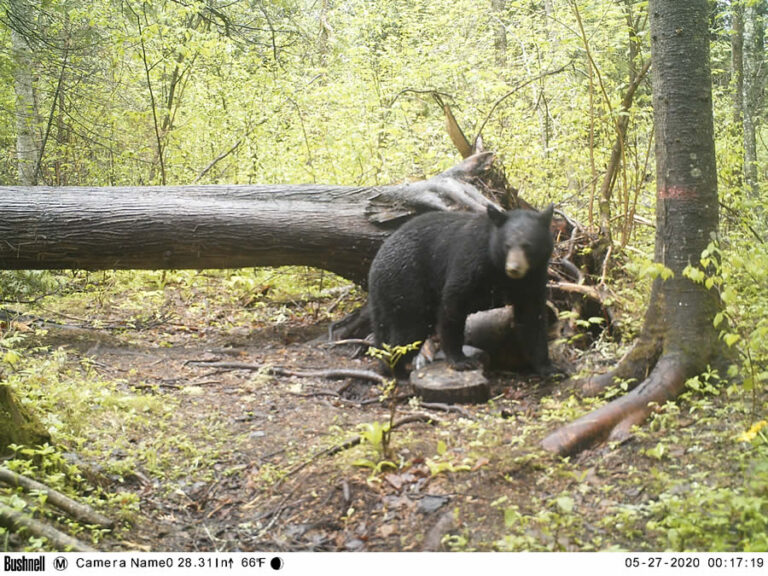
[682,236,768,415]
[494,492,587,551]
[0,303,237,549]
[425,453,472,477]
[366,341,421,375]
[642,461,768,551]
[352,421,398,474]
[636,261,675,282]
[684,366,721,397]
[356,342,421,466]
[1,442,134,550]
[0,0,658,229]
[0,272,57,302]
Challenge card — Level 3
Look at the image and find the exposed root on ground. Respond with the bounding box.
[0,467,114,552]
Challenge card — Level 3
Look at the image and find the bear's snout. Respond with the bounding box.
[505,248,529,279]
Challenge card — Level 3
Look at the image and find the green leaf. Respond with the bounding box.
[723,333,741,348]
[555,495,574,513]
[646,442,666,460]
[683,265,706,284]
[3,350,20,366]
[503,507,518,529]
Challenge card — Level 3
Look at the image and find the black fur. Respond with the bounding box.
[368,204,554,375]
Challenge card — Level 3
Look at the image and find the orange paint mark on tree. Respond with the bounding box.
[658,185,698,200]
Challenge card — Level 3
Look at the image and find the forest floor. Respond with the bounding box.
[4,268,766,552]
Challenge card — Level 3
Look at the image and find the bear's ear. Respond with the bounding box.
[540,203,554,224]
[486,204,507,227]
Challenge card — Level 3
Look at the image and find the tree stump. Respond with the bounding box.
[410,362,489,404]
[0,385,50,453]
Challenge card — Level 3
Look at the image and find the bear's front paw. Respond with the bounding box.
[448,356,481,371]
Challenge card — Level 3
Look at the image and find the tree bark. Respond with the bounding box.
[742,0,765,199]
[491,0,507,67]
[10,0,39,186]
[543,0,720,456]
[732,1,745,125]
[0,153,498,286]
[0,384,51,453]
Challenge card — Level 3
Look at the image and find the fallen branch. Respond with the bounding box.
[0,502,96,552]
[186,361,387,385]
[548,281,606,301]
[287,390,367,407]
[550,258,585,284]
[0,467,114,528]
[323,338,372,349]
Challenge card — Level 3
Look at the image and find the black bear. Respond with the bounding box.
[368,203,554,375]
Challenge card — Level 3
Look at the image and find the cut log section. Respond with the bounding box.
[410,363,490,404]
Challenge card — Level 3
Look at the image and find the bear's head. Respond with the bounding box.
[487,203,554,279]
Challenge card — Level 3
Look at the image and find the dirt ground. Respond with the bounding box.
[11,270,754,552]
[82,324,554,552]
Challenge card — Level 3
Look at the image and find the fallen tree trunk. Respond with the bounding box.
[0,153,497,286]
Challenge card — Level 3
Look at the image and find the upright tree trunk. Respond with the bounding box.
[491,0,507,67]
[742,0,765,199]
[317,0,332,67]
[543,0,720,456]
[4,0,50,451]
[732,1,745,126]
[10,0,38,186]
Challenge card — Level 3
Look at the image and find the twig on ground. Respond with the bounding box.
[185,360,387,385]
[323,338,372,348]
[420,402,474,419]
[281,413,440,482]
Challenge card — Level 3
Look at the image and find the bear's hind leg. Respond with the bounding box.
[437,296,479,371]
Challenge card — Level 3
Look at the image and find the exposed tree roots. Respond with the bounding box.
[0,467,113,551]
[0,502,96,552]
[542,353,689,456]
[0,467,114,529]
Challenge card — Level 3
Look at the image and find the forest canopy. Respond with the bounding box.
[3,0,655,197]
